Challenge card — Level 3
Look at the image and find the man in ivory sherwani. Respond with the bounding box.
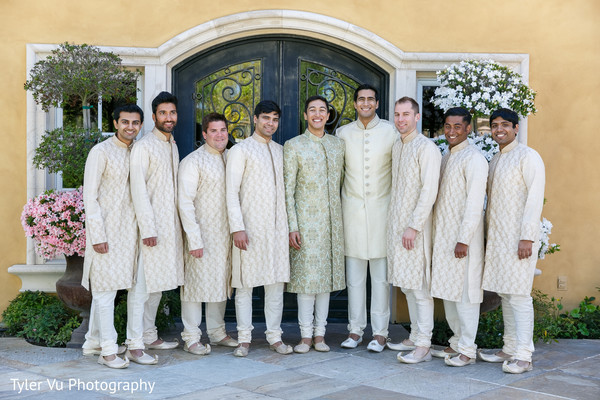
[387,96,441,364]
[336,84,398,352]
[81,104,143,369]
[430,107,488,367]
[177,113,238,356]
[128,92,184,364]
[226,100,292,357]
[479,108,545,374]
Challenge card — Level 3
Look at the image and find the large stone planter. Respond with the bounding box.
[8,264,65,292]
[55,255,92,348]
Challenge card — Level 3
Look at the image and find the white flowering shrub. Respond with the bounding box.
[432,59,537,120]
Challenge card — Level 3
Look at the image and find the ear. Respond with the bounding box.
[113,119,119,130]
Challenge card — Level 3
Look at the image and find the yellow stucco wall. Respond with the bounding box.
[1,0,598,316]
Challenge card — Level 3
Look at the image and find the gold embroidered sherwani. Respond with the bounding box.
[431,142,488,303]
[178,144,232,302]
[335,116,398,259]
[130,128,184,293]
[482,141,545,295]
[387,130,441,289]
[226,134,290,288]
[283,130,345,294]
[82,136,137,292]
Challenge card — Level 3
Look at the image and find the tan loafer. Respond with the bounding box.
[126,350,158,365]
[397,349,432,364]
[270,342,293,355]
[183,342,211,356]
[502,359,533,374]
[97,355,129,369]
[293,342,311,354]
[479,350,513,363]
[210,336,238,347]
[146,338,179,350]
[313,341,330,352]
[431,347,459,358]
[233,344,249,357]
[445,354,475,367]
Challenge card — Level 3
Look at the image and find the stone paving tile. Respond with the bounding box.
[0,370,61,399]
[317,385,425,400]
[366,367,499,400]
[175,384,282,400]
[508,371,600,400]
[557,355,600,379]
[532,340,600,370]
[295,353,404,383]
[468,386,569,399]
[230,369,358,400]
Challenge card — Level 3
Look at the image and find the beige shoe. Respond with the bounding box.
[97,354,129,369]
[502,359,533,374]
[293,342,311,354]
[210,336,238,347]
[479,350,513,363]
[233,344,249,357]
[126,349,158,365]
[445,354,475,367]
[270,342,293,355]
[386,339,416,351]
[183,342,211,356]
[146,338,179,350]
[313,341,330,352]
[431,347,459,358]
[397,349,432,364]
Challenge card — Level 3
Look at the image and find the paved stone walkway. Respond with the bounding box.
[0,322,598,399]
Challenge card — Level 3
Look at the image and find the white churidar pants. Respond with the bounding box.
[181,300,228,347]
[125,251,162,350]
[402,274,434,348]
[297,292,330,338]
[83,290,118,356]
[346,257,390,338]
[499,293,535,362]
[235,282,284,345]
[443,300,480,359]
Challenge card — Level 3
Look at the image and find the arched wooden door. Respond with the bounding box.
[172,35,389,321]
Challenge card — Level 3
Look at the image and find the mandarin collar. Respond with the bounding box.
[401,129,418,144]
[203,143,225,156]
[152,127,174,143]
[450,139,469,154]
[251,133,272,144]
[357,115,380,130]
[304,129,325,142]
[500,139,519,154]
[111,134,131,149]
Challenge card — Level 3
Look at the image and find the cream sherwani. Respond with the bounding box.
[387,130,441,289]
[431,142,487,303]
[431,141,488,359]
[387,130,441,348]
[128,127,184,348]
[482,140,545,363]
[81,135,138,357]
[130,128,184,293]
[82,135,137,292]
[178,144,232,346]
[226,133,289,344]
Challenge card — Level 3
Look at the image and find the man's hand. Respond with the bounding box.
[93,242,108,254]
[233,231,249,251]
[518,240,533,260]
[402,228,417,250]
[143,237,157,247]
[189,248,204,258]
[454,242,468,259]
[289,232,301,250]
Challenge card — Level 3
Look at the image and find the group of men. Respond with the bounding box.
[81,84,545,376]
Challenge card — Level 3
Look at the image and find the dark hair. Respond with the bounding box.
[151,91,178,114]
[444,107,471,125]
[202,112,228,133]
[304,95,329,113]
[490,108,519,127]
[395,96,419,114]
[113,104,144,123]
[353,83,379,102]
[254,100,281,117]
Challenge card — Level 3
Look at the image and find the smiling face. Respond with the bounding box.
[114,111,143,145]
[203,120,229,153]
[394,101,420,136]
[304,99,329,136]
[152,102,178,135]
[444,115,471,148]
[491,116,518,149]
[353,89,379,123]
[253,111,279,141]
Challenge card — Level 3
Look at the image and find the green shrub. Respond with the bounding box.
[1,291,81,346]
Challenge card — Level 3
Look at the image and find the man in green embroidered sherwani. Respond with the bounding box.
[283,95,345,353]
